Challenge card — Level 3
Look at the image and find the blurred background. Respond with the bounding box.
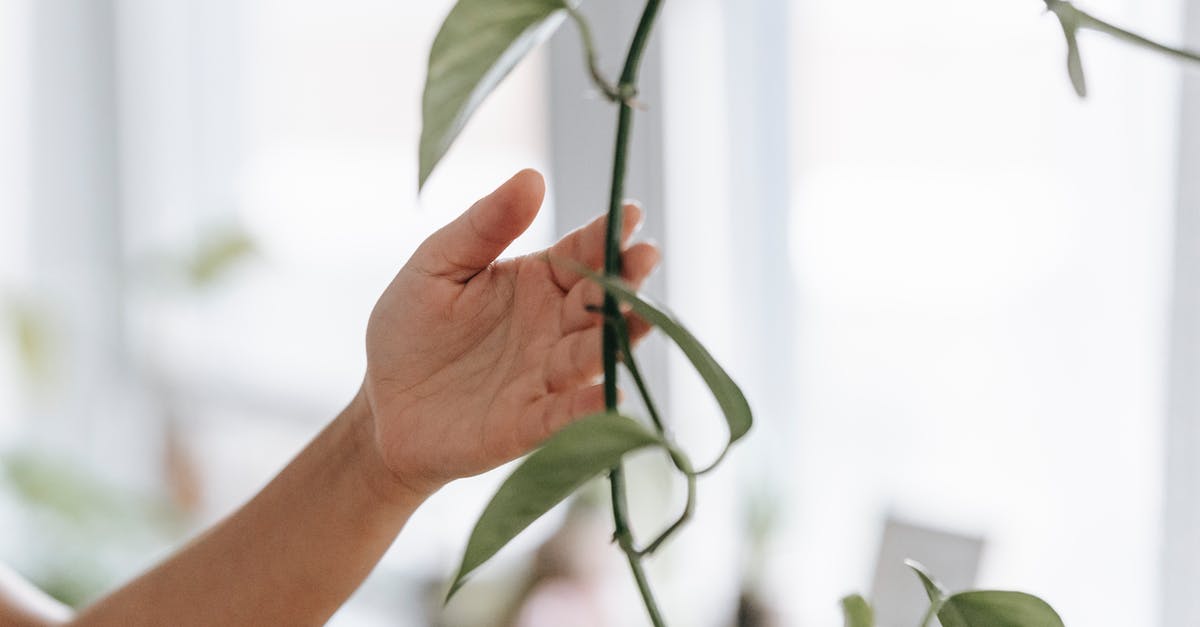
[1,0,1198,625]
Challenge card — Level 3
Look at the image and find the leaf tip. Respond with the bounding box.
[418,154,434,193]
[840,593,875,627]
[905,559,948,603]
[1068,54,1088,98]
[444,576,467,605]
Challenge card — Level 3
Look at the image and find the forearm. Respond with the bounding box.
[72,389,430,626]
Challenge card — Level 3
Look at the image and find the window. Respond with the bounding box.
[3,0,1196,624]
[655,0,1185,625]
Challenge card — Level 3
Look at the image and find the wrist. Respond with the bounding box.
[341,388,437,507]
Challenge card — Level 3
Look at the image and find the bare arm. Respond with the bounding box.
[1,170,658,626]
[72,393,420,626]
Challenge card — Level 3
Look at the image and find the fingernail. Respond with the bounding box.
[624,201,645,235]
[643,239,662,278]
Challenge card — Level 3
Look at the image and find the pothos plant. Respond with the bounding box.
[415,1,1200,625]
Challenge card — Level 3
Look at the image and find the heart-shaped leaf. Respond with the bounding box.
[420,0,570,188]
[584,271,753,471]
[447,412,662,600]
[907,560,1062,627]
[938,590,1066,627]
[840,594,875,627]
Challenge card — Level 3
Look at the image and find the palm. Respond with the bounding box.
[363,171,657,492]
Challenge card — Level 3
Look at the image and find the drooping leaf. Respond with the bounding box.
[1058,16,1087,98]
[906,559,948,604]
[840,594,875,627]
[938,590,1065,627]
[447,412,662,600]
[583,270,753,471]
[1046,1,1093,98]
[420,0,570,188]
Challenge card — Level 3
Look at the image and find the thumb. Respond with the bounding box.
[409,169,545,282]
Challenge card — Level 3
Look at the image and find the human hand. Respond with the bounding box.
[362,170,659,496]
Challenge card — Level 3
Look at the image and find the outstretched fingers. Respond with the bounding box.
[520,310,654,448]
[544,313,653,394]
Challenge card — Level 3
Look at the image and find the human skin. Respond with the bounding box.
[1,169,659,626]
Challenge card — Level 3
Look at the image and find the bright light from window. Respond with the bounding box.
[782,1,1179,625]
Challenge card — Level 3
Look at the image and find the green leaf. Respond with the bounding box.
[1046,2,1087,98]
[420,0,570,188]
[584,271,753,471]
[1060,20,1087,98]
[906,559,949,604]
[906,559,1063,627]
[447,412,662,601]
[840,594,875,627]
[938,591,1065,627]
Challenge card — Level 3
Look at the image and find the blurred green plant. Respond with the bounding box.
[418,1,1200,625]
[185,226,257,289]
[0,222,254,607]
[1,449,182,606]
[2,296,54,389]
[841,594,875,627]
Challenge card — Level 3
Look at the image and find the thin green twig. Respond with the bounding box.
[564,6,621,101]
[1046,1,1200,68]
[1076,10,1200,64]
[1044,1,1200,97]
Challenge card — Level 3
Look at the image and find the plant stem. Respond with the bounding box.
[565,6,621,101]
[602,0,667,625]
[603,104,633,408]
[1045,1,1200,65]
[638,471,695,557]
[615,319,666,434]
[610,460,666,623]
[917,602,939,627]
[1076,9,1200,64]
[619,0,666,86]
